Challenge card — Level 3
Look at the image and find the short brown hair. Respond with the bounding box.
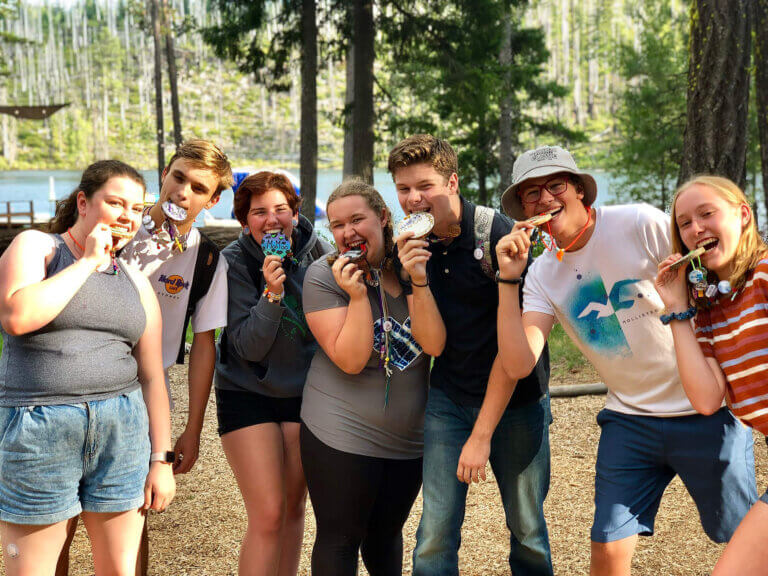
[232,171,302,226]
[387,134,458,180]
[166,139,234,196]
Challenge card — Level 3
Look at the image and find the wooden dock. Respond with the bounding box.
[0,201,35,228]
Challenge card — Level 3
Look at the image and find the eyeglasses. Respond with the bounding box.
[519,177,569,204]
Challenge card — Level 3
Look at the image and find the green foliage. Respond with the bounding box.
[604,0,687,211]
[379,0,581,206]
[547,322,591,378]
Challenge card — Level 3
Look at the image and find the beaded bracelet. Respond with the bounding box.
[660,305,697,325]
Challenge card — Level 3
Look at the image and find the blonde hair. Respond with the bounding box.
[670,175,768,292]
[327,179,394,270]
[166,139,234,196]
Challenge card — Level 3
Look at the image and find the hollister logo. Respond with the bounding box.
[159,274,189,295]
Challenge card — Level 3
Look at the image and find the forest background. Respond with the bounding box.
[0,0,765,222]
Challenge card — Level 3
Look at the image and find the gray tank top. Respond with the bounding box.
[0,234,146,406]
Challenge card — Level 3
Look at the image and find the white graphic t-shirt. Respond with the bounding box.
[523,204,696,416]
[121,224,228,373]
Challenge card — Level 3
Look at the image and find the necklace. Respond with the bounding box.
[546,206,592,262]
[67,228,84,255]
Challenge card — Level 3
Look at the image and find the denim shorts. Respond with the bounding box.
[592,407,756,543]
[0,387,150,525]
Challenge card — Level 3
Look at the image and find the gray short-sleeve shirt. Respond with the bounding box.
[301,259,429,459]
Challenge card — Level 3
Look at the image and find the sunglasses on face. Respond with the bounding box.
[519,177,569,204]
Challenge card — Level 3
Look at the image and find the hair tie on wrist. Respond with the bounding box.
[660,305,697,325]
[411,279,429,287]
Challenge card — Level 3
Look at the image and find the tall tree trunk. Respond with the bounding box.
[679,0,751,188]
[756,0,768,224]
[342,44,354,179]
[150,0,165,180]
[163,0,182,146]
[300,0,318,224]
[351,0,374,184]
[498,14,515,199]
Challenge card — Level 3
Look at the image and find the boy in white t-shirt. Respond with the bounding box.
[495,146,756,575]
[121,139,233,474]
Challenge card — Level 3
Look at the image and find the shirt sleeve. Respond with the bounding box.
[190,255,229,333]
[635,204,672,265]
[522,260,556,317]
[693,310,715,358]
[302,259,350,314]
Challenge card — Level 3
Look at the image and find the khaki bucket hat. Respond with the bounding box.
[501,146,597,221]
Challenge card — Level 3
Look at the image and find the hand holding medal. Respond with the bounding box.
[260,231,292,295]
[396,213,434,285]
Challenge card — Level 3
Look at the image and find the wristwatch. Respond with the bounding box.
[150,451,175,464]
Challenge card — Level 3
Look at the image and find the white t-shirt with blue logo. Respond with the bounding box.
[523,204,696,416]
[121,224,228,374]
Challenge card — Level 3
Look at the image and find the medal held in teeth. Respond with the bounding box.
[397,212,435,239]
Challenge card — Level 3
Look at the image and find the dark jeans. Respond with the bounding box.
[300,423,423,576]
[412,387,554,576]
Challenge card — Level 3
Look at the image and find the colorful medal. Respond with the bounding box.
[261,231,292,260]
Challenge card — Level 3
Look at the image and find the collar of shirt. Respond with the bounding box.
[430,195,475,253]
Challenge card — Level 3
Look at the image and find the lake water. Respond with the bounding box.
[0,168,615,226]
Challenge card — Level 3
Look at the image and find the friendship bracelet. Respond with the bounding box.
[659,306,697,325]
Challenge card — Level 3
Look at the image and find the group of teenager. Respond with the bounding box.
[0,133,766,576]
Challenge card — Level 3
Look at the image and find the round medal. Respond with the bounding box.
[717,280,732,294]
[397,212,435,239]
[161,201,187,222]
[261,231,292,260]
[688,269,704,284]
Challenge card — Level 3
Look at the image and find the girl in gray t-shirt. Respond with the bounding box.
[300,180,444,575]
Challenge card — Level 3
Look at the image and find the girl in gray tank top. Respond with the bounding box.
[0,160,175,571]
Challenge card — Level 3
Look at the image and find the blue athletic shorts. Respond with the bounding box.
[0,387,150,525]
[592,407,756,543]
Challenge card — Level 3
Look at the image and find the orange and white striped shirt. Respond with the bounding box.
[695,259,768,434]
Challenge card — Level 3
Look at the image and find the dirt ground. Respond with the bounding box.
[33,361,764,576]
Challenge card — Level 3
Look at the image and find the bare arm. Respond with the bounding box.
[305,257,373,374]
[655,255,726,414]
[457,355,518,483]
[0,228,112,335]
[132,273,175,511]
[173,329,216,474]
[397,232,446,356]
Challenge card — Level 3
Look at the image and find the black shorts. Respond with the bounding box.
[215,388,302,437]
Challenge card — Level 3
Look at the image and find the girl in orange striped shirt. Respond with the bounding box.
[656,175,768,576]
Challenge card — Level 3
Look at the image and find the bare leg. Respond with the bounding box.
[81,509,145,576]
[54,517,78,576]
[590,535,637,576]
[221,423,288,576]
[712,500,768,576]
[1,520,73,576]
[278,422,307,576]
[135,519,148,576]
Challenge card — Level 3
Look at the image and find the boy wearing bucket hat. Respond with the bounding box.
[389,135,553,576]
[496,146,756,574]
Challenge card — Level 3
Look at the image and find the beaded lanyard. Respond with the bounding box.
[371,269,393,408]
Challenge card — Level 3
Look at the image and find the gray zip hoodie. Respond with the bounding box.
[215,215,333,397]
